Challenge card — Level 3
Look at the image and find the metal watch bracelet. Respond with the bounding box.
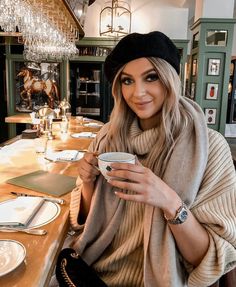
[164,201,188,224]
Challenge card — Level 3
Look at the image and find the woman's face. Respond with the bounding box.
[120,57,165,130]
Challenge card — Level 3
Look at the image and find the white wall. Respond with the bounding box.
[83,2,101,37]
[84,0,189,39]
[201,0,234,19]
[84,0,236,55]
[131,4,189,39]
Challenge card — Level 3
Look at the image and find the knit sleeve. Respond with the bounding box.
[69,123,110,230]
[69,177,84,230]
[187,129,236,287]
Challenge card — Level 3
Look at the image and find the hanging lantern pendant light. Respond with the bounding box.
[100,0,131,38]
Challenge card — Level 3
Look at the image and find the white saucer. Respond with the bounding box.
[0,239,26,277]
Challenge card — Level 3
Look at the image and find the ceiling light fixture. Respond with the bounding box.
[0,0,84,62]
[99,0,131,38]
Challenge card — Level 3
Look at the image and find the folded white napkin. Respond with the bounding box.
[45,150,83,162]
[0,197,44,227]
[56,150,79,161]
[71,132,96,138]
[83,123,103,127]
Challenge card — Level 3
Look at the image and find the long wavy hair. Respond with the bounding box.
[102,58,193,176]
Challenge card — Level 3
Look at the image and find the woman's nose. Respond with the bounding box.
[133,82,145,97]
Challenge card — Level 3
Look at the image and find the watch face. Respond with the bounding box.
[179,209,188,222]
[166,204,188,224]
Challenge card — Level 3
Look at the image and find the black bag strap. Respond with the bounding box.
[55,248,107,287]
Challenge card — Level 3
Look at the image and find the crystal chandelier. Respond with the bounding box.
[100,0,131,38]
[0,0,84,62]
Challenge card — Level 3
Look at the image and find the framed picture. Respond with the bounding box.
[190,82,196,99]
[14,61,60,112]
[207,59,220,76]
[205,108,217,125]
[192,59,197,76]
[205,83,219,100]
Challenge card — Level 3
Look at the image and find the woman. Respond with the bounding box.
[69,31,236,286]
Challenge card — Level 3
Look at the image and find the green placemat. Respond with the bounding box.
[7,170,77,196]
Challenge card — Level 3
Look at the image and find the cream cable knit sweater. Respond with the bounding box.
[70,99,236,287]
[92,192,145,286]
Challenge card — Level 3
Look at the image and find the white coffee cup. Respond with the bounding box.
[98,152,135,180]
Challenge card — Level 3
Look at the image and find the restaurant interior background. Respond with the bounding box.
[1,0,236,143]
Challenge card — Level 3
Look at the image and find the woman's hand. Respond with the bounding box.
[107,159,210,266]
[77,152,100,183]
[106,159,178,209]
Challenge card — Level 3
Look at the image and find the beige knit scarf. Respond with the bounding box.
[129,119,159,155]
[72,97,209,286]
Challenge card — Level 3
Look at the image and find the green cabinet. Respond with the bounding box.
[173,40,189,94]
[189,18,236,135]
[69,60,112,123]
[69,37,117,123]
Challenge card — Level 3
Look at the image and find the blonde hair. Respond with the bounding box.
[103,58,192,175]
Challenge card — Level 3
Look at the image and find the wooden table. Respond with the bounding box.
[0,117,103,287]
[5,113,33,124]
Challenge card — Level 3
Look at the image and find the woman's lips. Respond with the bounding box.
[134,101,152,108]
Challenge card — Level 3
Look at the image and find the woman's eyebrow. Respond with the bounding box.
[120,71,131,77]
[121,68,156,77]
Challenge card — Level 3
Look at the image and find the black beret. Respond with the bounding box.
[104,31,181,83]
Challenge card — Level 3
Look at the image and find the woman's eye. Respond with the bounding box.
[121,77,133,85]
[146,73,159,82]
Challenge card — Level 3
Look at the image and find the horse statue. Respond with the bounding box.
[17,68,60,110]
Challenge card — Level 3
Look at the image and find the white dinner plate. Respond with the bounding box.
[0,200,60,229]
[0,239,26,277]
[27,201,60,228]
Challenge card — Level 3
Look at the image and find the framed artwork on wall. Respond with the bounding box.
[205,108,217,124]
[205,83,219,100]
[207,59,220,76]
[14,61,61,113]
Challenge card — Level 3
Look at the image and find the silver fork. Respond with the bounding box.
[0,227,47,235]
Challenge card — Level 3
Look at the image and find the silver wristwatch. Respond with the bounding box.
[164,202,188,224]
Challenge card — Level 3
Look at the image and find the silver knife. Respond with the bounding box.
[11,191,65,205]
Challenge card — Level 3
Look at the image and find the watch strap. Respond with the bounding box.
[164,201,188,225]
